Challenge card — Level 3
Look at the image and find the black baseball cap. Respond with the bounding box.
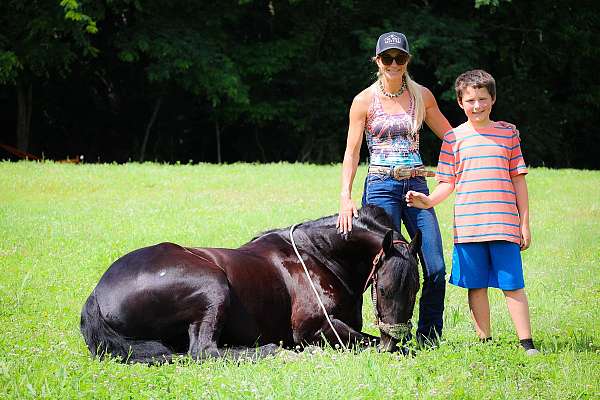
[375,32,410,56]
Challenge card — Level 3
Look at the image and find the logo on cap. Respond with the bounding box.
[384,34,403,44]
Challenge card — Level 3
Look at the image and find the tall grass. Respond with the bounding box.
[1,162,598,399]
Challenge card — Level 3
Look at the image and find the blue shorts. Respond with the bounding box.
[449,241,525,290]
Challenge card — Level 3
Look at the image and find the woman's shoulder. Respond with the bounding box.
[354,84,376,102]
[352,84,376,110]
[417,84,436,103]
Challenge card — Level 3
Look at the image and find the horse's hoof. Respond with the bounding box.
[303,345,324,355]
[275,348,301,362]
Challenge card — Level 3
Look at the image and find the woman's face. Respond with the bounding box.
[376,49,409,81]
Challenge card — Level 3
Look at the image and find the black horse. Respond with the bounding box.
[81,205,421,363]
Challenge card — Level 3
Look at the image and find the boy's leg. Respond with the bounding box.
[489,242,538,353]
[468,288,491,339]
[503,288,532,340]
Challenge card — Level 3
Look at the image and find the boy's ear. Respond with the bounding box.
[457,98,464,110]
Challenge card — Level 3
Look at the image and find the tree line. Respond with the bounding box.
[1,0,598,168]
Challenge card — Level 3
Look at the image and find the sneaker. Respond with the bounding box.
[525,348,540,356]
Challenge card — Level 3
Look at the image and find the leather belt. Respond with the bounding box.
[368,165,436,180]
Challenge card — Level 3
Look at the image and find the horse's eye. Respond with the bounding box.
[379,287,386,297]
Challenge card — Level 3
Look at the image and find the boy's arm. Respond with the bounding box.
[512,174,531,250]
[406,181,455,209]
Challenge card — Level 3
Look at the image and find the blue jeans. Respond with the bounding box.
[362,173,446,341]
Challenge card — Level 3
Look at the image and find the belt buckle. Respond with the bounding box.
[388,165,395,178]
[393,167,409,180]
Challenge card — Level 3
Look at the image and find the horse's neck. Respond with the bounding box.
[307,225,383,294]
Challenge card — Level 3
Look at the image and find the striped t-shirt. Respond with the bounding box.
[436,122,528,244]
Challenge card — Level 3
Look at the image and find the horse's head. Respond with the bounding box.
[370,229,421,353]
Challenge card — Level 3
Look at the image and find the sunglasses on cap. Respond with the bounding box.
[379,52,409,66]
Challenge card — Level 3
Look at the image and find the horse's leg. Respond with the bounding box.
[187,315,222,359]
[189,312,280,361]
[358,331,381,347]
[216,344,281,361]
[186,272,232,360]
[186,278,280,361]
[307,318,379,349]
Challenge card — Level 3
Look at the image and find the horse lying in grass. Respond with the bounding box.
[80,205,421,363]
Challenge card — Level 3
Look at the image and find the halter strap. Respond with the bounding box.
[365,239,413,341]
[362,239,406,293]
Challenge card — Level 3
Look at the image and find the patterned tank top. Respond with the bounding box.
[365,87,423,167]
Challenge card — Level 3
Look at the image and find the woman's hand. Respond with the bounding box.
[336,195,358,233]
[405,190,432,209]
[497,121,520,138]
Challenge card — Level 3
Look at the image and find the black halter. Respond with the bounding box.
[363,240,413,340]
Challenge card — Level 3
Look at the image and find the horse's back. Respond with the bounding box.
[93,242,229,343]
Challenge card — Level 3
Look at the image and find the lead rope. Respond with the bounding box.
[289,224,347,351]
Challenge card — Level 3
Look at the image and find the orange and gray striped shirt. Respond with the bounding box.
[436,122,528,244]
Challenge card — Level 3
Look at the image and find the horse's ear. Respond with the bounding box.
[382,230,394,256]
[408,229,422,257]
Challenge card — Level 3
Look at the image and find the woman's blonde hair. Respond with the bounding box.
[375,60,425,134]
[404,72,425,134]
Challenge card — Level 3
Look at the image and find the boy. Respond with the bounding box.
[405,69,539,355]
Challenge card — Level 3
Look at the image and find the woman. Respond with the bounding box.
[336,32,450,344]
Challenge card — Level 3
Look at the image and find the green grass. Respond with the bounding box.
[1,162,599,399]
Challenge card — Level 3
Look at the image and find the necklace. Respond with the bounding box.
[378,78,407,98]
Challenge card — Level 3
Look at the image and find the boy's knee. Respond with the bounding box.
[468,287,488,295]
[502,288,526,297]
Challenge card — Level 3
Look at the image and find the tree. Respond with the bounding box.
[99,1,251,162]
[0,0,97,152]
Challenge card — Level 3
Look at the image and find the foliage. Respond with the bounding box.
[0,0,98,84]
[0,162,599,398]
[0,0,598,167]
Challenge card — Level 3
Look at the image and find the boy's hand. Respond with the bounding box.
[405,190,432,209]
[520,224,531,251]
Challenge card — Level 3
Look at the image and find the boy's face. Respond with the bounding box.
[458,86,495,126]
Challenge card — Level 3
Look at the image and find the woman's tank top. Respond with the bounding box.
[365,86,423,167]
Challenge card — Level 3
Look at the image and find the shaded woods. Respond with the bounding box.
[1,0,598,168]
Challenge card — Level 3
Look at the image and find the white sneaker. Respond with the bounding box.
[525,348,540,356]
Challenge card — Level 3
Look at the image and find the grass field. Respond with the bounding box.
[1,162,599,399]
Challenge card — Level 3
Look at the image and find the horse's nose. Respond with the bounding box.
[377,335,397,353]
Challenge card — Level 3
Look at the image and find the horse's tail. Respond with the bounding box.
[80,291,174,364]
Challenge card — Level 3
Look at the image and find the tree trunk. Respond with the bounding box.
[215,118,221,164]
[16,81,32,153]
[139,96,163,162]
[254,127,266,162]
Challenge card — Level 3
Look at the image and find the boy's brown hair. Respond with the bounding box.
[455,69,496,103]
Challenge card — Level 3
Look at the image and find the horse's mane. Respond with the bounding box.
[249,205,417,298]
[251,204,402,242]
